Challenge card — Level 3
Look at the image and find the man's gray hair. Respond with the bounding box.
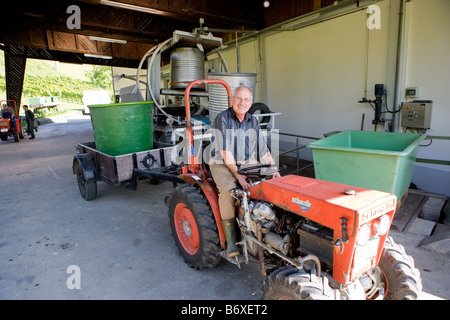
[233,86,252,96]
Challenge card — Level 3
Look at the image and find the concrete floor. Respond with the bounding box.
[0,112,448,300]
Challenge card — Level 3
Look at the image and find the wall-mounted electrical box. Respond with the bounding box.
[405,87,419,98]
[401,101,432,129]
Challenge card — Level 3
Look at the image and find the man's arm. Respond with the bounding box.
[261,151,281,178]
[219,149,252,190]
[261,151,275,165]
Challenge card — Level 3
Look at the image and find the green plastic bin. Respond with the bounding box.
[88,101,153,156]
[307,130,426,200]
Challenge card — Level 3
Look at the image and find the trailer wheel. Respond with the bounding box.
[262,265,339,300]
[76,165,97,201]
[168,184,221,270]
[378,236,422,300]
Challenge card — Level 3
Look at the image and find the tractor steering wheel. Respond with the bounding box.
[237,164,285,177]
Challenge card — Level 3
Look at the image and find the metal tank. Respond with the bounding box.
[207,72,257,123]
[170,47,205,90]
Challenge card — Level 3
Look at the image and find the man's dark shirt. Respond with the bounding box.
[211,107,268,163]
[25,109,35,121]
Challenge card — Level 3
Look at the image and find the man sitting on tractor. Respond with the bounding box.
[210,86,280,258]
[1,104,17,129]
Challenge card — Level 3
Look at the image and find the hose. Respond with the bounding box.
[134,45,158,97]
[135,35,230,125]
[135,37,184,125]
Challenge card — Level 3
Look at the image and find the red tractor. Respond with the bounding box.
[0,100,24,142]
[167,80,422,300]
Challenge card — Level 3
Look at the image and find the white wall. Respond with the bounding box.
[218,41,260,77]
[217,0,450,196]
[263,5,388,136]
[403,0,450,195]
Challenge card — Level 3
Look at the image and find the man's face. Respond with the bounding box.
[232,87,253,118]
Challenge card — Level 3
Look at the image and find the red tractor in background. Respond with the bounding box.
[166,79,423,300]
[0,100,24,142]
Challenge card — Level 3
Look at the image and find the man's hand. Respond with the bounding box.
[236,174,252,190]
[272,172,281,179]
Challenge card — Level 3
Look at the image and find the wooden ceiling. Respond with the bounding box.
[0,0,336,67]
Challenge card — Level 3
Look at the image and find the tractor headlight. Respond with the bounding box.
[357,224,371,246]
[377,214,390,236]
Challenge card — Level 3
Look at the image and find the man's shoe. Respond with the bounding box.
[29,137,35,139]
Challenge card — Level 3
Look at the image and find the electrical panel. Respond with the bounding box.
[401,101,432,129]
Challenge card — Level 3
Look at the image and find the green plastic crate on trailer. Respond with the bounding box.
[88,101,154,156]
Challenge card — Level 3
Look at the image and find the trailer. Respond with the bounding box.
[28,96,60,111]
[73,142,182,200]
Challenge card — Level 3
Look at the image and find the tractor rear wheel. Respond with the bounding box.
[168,184,221,270]
[378,236,422,300]
[19,122,24,139]
[262,265,340,300]
[13,127,19,142]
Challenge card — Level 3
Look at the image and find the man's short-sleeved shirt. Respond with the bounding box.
[211,107,268,163]
[1,107,15,118]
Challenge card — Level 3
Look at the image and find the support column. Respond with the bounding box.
[4,45,27,113]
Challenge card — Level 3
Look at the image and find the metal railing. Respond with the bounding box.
[275,132,320,175]
[274,133,450,174]
[417,135,450,166]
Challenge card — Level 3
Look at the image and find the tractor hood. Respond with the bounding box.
[249,175,397,234]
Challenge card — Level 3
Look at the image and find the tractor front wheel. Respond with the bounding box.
[168,184,221,270]
[262,265,340,300]
[378,236,422,300]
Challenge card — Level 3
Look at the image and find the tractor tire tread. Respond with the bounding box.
[168,184,221,270]
[262,265,339,300]
[379,236,422,300]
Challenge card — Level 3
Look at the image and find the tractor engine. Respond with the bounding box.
[240,200,334,268]
[240,201,289,256]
